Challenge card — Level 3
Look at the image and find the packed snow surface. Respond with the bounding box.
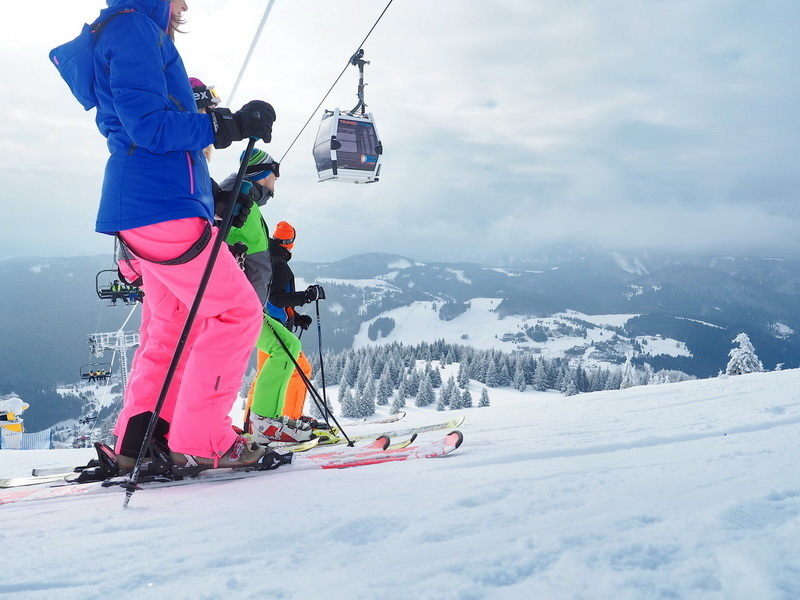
[2,369,800,599]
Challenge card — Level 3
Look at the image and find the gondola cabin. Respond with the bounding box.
[314,108,382,183]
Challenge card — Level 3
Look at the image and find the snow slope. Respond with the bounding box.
[2,369,800,599]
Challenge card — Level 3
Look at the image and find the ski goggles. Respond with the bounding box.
[245,161,280,178]
[193,85,220,106]
[273,233,295,245]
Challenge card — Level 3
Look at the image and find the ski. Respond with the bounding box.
[351,411,406,425]
[0,431,462,505]
[297,430,462,469]
[312,414,465,446]
[0,473,72,488]
[10,438,322,489]
[387,433,417,450]
[298,411,405,432]
[350,414,465,441]
[259,437,320,452]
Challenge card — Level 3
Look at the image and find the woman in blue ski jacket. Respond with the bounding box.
[50,0,276,470]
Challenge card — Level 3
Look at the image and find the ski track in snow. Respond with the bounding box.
[2,369,800,599]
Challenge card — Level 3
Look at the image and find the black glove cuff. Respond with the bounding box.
[208,108,243,149]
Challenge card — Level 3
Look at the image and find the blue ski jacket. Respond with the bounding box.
[51,0,215,234]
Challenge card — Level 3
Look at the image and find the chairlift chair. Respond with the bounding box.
[96,269,125,303]
[314,49,383,183]
[80,362,113,382]
[96,268,143,304]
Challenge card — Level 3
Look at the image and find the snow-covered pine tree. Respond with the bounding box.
[406,368,421,397]
[378,362,393,392]
[415,372,435,407]
[513,360,527,391]
[449,380,463,410]
[620,358,635,389]
[469,353,485,380]
[725,333,765,375]
[396,376,408,400]
[342,355,359,388]
[520,354,536,385]
[360,353,374,383]
[363,376,376,405]
[424,360,433,378]
[390,392,405,414]
[605,369,623,390]
[376,369,392,406]
[590,368,609,392]
[498,360,512,387]
[355,362,370,396]
[444,347,457,365]
[437,383,450,409]
[555,365,567,392]
[340,389,358,418]
[461,387,473,408]
[575,365,590,393]
[479,387,490,407]
[355,383,376,418]
[446,375,459,402]
[391,357,405,387]
[429,364,442,388]
[485,356,501,387]
[563,379,578,396]
[338,376,349,403]
[457,362,469,389]
[320,351,341,385]
[532,359,548,391]
[309,389,334,421]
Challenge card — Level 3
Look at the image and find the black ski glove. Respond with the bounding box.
[208,101,276,149]
[304,284,326,303]
[214,180,257,229]
[295,314,312,330]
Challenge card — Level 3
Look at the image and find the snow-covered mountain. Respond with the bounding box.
[296,247,800,375]
[2,367,799,599]
[2,246,799,429]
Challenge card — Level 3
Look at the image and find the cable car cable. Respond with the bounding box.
[278,0,395,164]
[227,0,278,108]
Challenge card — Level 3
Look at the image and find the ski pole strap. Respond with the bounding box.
[116,221,212,266]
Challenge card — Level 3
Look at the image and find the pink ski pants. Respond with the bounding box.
[116,217,262,459]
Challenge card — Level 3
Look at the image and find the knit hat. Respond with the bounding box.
[272,221,296,250]
[189,77,221,111]
[241,147,280,181]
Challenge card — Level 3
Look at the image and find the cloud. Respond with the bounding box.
[1,0,799,262]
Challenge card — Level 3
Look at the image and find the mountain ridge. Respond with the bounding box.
[2,245,798,428]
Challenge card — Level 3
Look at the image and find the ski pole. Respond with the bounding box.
[123,138,258,508]
[314,298,331,423]
[269,323,354,446]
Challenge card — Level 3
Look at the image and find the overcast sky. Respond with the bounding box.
[2,0,798,263]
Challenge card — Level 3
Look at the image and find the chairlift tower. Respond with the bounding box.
[88,303,141,392]
[88,329,140,391]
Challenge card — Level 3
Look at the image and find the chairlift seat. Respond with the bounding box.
[80,362,113,380]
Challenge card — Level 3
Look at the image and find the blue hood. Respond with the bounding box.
[104,0,171,32]
[49,0,171,110]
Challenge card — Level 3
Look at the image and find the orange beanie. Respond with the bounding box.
[273,221,296,250]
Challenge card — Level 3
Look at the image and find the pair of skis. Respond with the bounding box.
[0,419,465,505]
